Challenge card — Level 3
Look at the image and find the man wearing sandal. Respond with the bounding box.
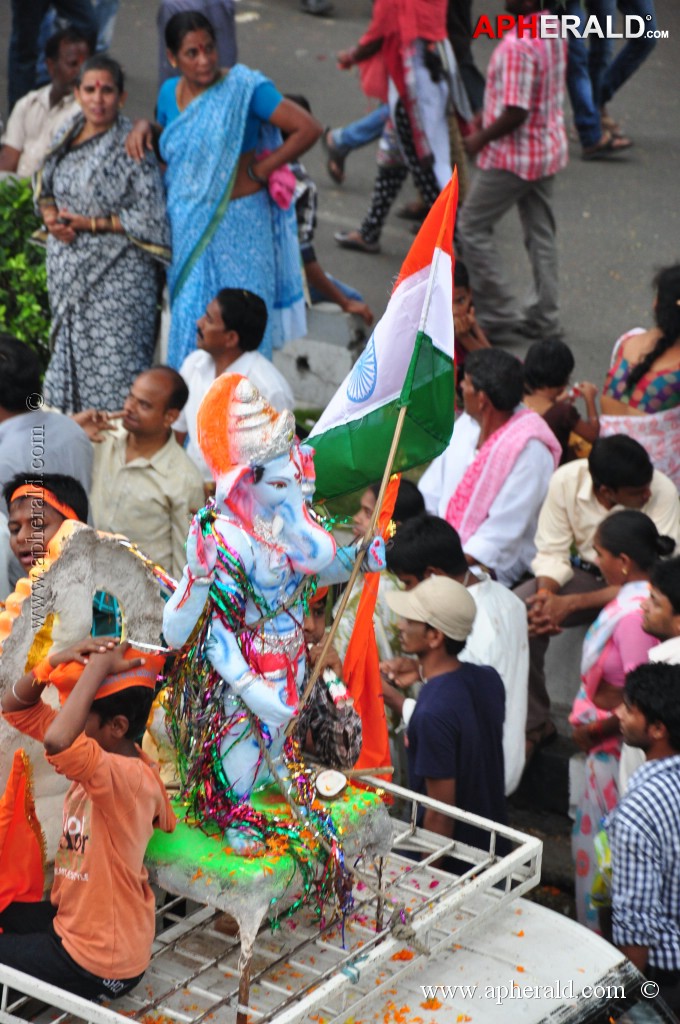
[562,0,633,159]
[459,0,568,342]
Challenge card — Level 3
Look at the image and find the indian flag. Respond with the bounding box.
[310,173,458,500]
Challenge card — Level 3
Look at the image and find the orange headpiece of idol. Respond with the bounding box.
[196,374,295,492]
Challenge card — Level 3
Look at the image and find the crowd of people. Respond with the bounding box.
[1,0,679,1015]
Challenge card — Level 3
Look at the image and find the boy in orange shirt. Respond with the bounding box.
[1,637,175,1000]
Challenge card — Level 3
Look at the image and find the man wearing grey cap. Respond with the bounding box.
[385,576,506,852]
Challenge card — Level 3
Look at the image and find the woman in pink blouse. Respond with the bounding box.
[599,265,680,487]
[570,510,675,931]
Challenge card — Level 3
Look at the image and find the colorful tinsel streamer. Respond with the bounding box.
[164,506,354,926]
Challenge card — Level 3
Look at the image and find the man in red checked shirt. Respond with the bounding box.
[459,0,568,344]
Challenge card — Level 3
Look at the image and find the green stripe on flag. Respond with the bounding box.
[312,333,454,501]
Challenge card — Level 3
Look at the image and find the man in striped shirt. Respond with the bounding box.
[459,0,568,342]
[607,662,680,1013]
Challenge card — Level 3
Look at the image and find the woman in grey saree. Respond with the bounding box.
[35,56,170,413]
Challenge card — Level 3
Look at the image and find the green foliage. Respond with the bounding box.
[0,175,50,367]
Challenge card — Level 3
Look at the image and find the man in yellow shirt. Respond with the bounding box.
[89,367,204,581]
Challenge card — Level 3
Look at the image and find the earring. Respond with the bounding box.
[622,567,629,576]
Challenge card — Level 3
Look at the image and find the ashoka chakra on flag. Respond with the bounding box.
[347,337,378,403]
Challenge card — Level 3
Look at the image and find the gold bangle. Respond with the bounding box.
[91,217,97,234]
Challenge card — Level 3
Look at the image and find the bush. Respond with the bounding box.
[0,175,50,367]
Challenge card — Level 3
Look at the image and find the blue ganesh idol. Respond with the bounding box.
[162,375,384,849]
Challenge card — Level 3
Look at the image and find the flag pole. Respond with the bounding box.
[289,171,458,736]
[286,402,409,736]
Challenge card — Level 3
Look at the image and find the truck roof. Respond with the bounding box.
[0,779,668,1024]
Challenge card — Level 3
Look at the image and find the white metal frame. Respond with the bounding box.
[0,779,542,1024]
[0,966,134,1024]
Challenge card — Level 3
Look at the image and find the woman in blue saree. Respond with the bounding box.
[127,11,320,367]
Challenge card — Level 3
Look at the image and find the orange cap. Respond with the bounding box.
[48,647,165,705]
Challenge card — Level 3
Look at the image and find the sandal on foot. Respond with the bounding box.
[334,230,381,254]
[600,110,622,136]
[599,114,633,144]
[322,128,346,184]
[582,130,633,160]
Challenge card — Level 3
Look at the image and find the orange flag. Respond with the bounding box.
[343,474,401,774]
[0,750,46,913]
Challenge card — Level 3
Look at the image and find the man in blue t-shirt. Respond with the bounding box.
[384,575,506,853]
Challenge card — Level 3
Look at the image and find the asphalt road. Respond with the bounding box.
[1,0,678,388]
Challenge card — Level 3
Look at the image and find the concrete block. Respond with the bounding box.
[273,304,369,408]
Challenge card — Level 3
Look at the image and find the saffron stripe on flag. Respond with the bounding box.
[311,172,458,502]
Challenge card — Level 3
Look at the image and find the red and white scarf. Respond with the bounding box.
[446,408,561,544]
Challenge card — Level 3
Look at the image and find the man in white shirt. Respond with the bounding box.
[380,513,529,795]
[90,367,205,580]
[517,436,680,754]
[0,28,91,177]
[174,289,294,482]
[419,349,560,587]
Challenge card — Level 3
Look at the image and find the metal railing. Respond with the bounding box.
[0,780,542,1024]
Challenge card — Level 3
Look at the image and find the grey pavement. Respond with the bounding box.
[2,0,678,390]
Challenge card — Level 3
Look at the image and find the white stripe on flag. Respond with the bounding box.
[311,250,452,436]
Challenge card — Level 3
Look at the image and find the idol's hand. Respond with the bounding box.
[228,667,297,730]
[362,535,386,573]
[185,516,217,579]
